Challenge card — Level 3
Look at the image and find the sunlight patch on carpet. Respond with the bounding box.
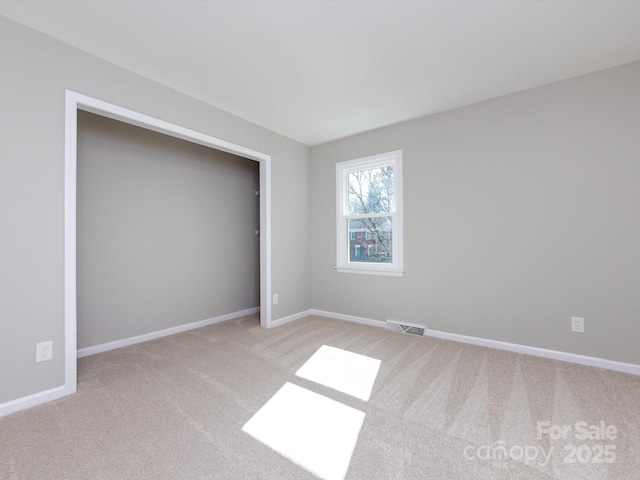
[242,382,365,480]
[296,345,381,401]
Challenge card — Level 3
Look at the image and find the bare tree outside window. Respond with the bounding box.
[347,166,393,263]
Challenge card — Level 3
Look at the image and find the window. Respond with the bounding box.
[336,150,403,276]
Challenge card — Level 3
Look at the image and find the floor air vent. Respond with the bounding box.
[385,320,426,336]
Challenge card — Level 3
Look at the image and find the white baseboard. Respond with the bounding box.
[300,309,640,376]
[310,309,387,328]
[77,307,260,358]
[0,384,73,418]
[269,309,313,328]
[421,328,640,375]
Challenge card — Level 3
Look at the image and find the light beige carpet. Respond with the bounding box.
[1,314,638,479]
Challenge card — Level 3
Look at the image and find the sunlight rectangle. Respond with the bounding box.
[296,345,381,401]
[242,383,365,480]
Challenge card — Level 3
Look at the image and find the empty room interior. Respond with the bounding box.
[1,2,640,479]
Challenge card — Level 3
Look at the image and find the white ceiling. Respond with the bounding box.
[2,1,640,146]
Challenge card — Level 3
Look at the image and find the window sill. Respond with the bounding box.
[335,266,404,277]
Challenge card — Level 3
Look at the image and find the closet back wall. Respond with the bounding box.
[77,111,259,349]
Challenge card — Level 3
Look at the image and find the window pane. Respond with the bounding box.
[348,217,392,263]
[347,166,393,215]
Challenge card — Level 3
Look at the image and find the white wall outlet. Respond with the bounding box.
[571,317,585,333]
[273,293,279,305]
[36,341,53,362]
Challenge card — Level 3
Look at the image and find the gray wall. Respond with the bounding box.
[77,112,259,349]
[0,16,309,404]
[310,61,640,365]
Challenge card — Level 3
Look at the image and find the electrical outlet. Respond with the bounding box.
[36,341,53,363]
[571,317,585,333]
[273,293,279,305]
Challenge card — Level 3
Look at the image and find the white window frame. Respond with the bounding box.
[336,150,403,276]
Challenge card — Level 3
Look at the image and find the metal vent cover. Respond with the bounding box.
[385,320,426,336]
